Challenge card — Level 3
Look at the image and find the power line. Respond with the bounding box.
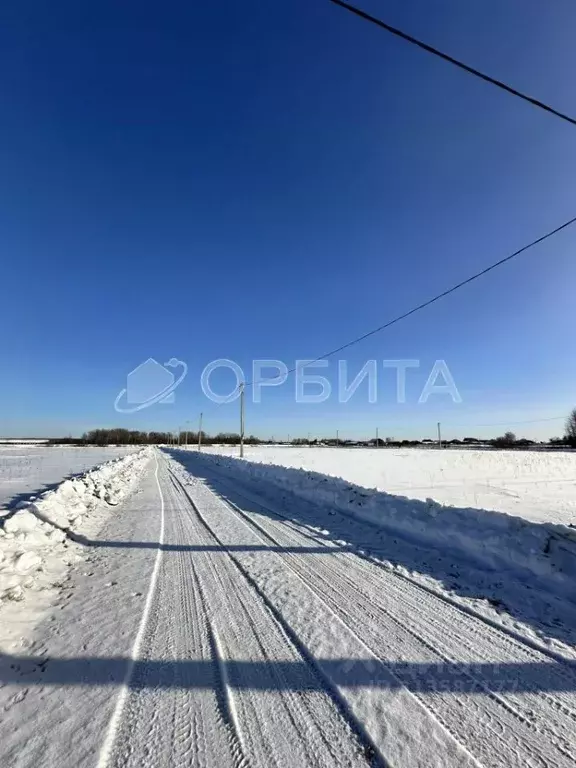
[329,0,576,128]
[244,212,576,386]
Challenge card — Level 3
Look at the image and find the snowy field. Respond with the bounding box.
[202,446,576,526]
[2,448,576,767]
[0,445,138,511]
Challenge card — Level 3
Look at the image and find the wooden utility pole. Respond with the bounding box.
[198,412,203,452]
[239,383,245,458]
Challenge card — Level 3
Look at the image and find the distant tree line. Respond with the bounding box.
[49,429,263,446]
[45,408,576,449]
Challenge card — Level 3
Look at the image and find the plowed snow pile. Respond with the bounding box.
[194,447,576,595]
[0,445,138,510]
[203,445,576,524]
[0,449,150,604]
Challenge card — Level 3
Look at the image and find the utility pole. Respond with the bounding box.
[437,421,442,449]
[336,429,339,446]
[198,412,203,452]
[239,382,245,458]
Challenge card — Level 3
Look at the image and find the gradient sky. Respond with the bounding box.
[1,0,575,440]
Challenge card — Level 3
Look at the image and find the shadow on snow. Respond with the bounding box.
[2,653,576,693]
[164,449,576,653]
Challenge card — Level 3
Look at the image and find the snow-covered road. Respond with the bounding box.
[2,449,576,767]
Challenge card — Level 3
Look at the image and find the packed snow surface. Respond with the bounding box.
[203,445,576,525]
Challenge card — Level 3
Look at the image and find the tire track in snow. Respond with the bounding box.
[165,502,250,768]
[171,458,576,768]
[99,454,240,768]
[207,623,250,768]
[176,469,489,767]
[112,454,371,767]
[112,466,245,768]
[200,464,576,668]
[96,449,165,768]
[168,467,358,768]
[167,464,476,768]
[165,473,247,767]
[210,486,576,766]
[166,464,384,768]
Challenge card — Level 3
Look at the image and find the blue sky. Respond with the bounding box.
[2,0,575,440]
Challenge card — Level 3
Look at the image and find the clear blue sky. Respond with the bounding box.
[2,0,575,440]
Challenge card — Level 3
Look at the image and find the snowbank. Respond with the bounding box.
[200,446,576,525]
[192,451,576,597]
[0,449,150,603]
[0,444,137,510]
